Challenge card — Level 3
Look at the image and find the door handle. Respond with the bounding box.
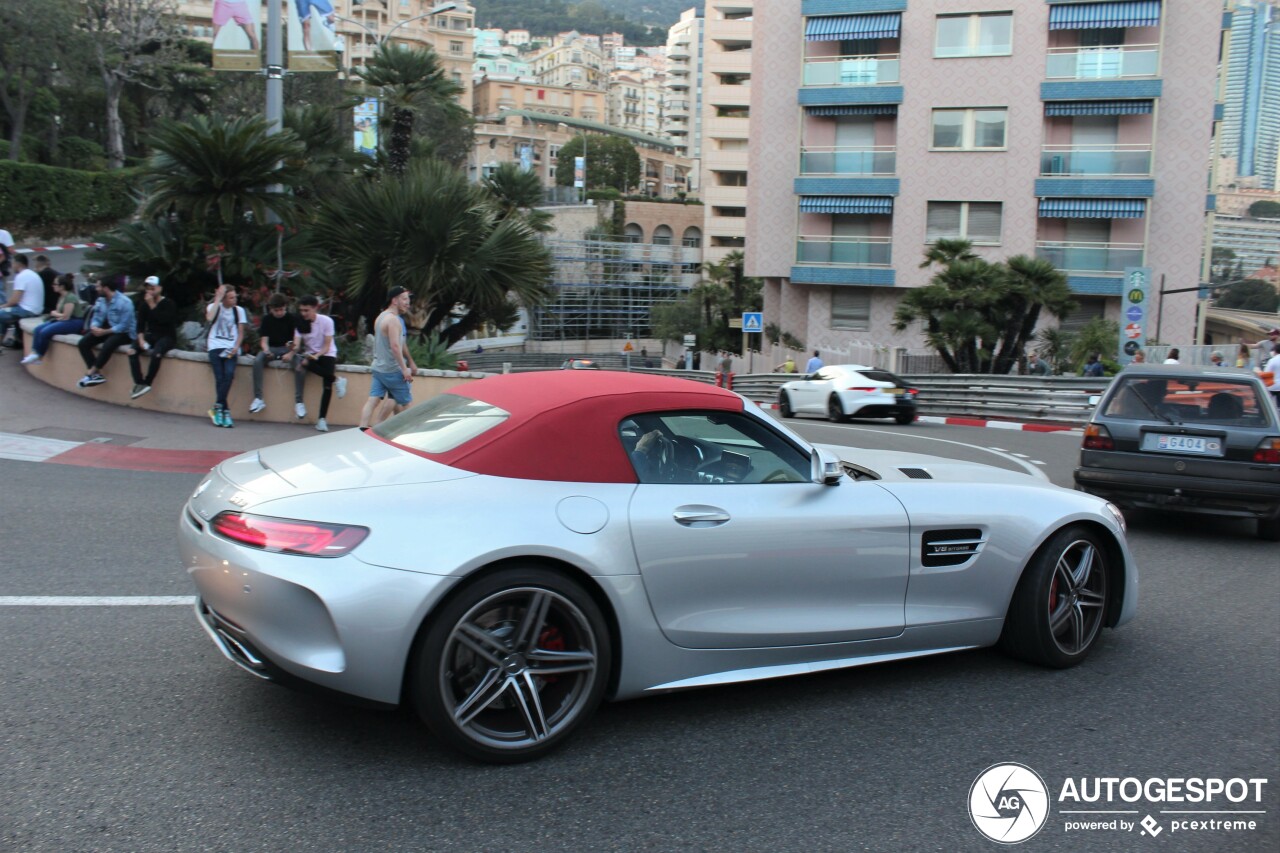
[673,507,731,526]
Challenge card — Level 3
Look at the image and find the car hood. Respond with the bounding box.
[817,444,1051,487]
[218,431,476,498]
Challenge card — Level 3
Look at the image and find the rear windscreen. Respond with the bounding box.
[1102,378,1266,424]
[375,394,510,453]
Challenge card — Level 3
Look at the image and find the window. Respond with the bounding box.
[715,106,750,118]
[713,206,747,218]
[715,171,748,187]
[620,412,810,484]
[831,290,871,331]
[926,202,1003,244]
[449,40,463,55]
[931,108,1007,149]
[935,13,1013,58]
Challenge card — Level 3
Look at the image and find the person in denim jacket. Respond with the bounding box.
[76,276,137,388]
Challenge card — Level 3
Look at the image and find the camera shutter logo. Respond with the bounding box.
[969,763,1050,844]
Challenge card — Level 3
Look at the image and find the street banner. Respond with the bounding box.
[573,156,585,189]
[519,145,534,172]
[287,0,339,72]
[354,98,379,157]
[212,0,263,71]
[1119,266,1151,365]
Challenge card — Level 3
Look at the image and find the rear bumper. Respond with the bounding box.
[1074,466,1280,519]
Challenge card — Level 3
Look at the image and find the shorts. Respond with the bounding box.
[213,1,254,26]
[296,0,334,20]
[370,369,412,406]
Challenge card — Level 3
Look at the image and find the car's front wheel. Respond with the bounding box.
[410,567,611,763]
[1000,525,1110,668]
[1259,514,1280,542]
[778,392,794,418]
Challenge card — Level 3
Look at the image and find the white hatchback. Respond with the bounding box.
[778,364,919,424]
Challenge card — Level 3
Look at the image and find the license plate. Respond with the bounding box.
[887,388,905,396]
[1141,434,1222,456]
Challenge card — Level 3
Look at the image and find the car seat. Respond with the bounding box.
[1206,392,1244,421]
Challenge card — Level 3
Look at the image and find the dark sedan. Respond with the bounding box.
[1074,364,1280,540]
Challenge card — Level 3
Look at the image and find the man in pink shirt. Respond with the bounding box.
[288,294,339,431]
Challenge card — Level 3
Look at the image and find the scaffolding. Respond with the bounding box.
[532,237,701,342]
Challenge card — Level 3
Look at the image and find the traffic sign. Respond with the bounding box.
[1124,322,1142,340]
[742,312,763,334]
[1125,305,1143,323]
[621,340,634,353]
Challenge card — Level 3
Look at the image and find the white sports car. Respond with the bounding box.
[778,364,919,424]
[181,372,1137,763]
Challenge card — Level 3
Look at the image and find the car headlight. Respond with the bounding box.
[1104,502,1127,535]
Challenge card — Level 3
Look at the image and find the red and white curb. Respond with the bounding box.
[0,431,234,473]
[13,242,105,253]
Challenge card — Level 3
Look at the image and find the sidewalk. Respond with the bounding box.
[1,351,311,471]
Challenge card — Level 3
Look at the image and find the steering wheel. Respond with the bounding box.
[652,433,678,482]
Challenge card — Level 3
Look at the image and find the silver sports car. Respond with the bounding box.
[181,372,1137,763]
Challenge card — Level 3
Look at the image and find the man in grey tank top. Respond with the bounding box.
[360,286,417,429]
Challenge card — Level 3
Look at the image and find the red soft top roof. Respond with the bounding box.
[429,371,744,482]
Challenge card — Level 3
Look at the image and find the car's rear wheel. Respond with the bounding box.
[827,395,846,423]
[779,392,794,418]
[1259,514,1280,542]
[894,412,915,425]
[411,567,610,763]
[1000,525,1110,669]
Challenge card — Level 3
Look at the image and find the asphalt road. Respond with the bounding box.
[2,423,1276,852]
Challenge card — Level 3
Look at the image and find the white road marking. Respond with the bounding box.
[0,432,83,462]
[1010,452,1031,459]
[0,596,196,606]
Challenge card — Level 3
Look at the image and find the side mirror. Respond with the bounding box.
[1088,394,1101,406]
[811,447,843,486]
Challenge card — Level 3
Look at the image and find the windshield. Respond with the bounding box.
[1102,377,1267,426]
[374,394,510,453]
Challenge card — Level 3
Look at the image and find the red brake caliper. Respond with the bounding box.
[537,626,566,684]
[1049,575,1060,616]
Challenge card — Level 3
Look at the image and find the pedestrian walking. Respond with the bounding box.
[22,274,86,364]
[1163,348,1181,365]
[291,295,338,432]
[249,292,298,414]
[805,350,823,373]
[1247,329,1279,369]
[76,276,135,387]
[360,286,416,430]
[205,284,247,427]
[128,276,179,399]
[1082,353,1105,376]
[0,254,44,348]
[1027,352,1049,376]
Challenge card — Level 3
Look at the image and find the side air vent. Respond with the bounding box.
[899,467,932,479]
[921,528,985,567]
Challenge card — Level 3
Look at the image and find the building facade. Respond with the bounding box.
[745,0,1221,357]
[664,9,705,168]
[701,1,755,263]
[529,32,606,90]
[1221,0,1280,191]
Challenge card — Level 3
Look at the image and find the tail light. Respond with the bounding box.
[846,386,877,392]
[1254,438,1280,464]
[907,388,919,397]
[211,512,369,557]
[1083,424,1114,451]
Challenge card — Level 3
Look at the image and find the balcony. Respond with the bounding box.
[803,54,899,87]
[1045,45,1159,80]
[1040,145,1152,177]
[800,147,896,176]
[1035,241,1145,274]
[668,77,690,91]
[666,99,690,118]
[669,45,691,61]
[796,235,892,267]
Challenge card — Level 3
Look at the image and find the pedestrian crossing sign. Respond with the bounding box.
[742,312,763,333]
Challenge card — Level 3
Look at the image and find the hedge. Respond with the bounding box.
[0,160,140,234]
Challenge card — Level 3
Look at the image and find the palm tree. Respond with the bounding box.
[919,237,979,269]
[311,159,552,344]
[355,42,465,176]
[992,255,1076,374]
[285,104,369,200]
[141,115,306,233]
[483,162,553,233]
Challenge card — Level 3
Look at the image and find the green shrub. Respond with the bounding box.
[586,187,622,201]
[0,161,139,234]
[56,137,108,171]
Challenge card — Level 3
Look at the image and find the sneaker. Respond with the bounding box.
[316,418,329,432]
[295,402,306,419]
[20,353,41,365]
[335,377,347,399]
[77,374,94,388]
[132,384,152,399]
[83,374,106,387]
[249,398,266,414]
[222,410,235,428]
[209,407,222,427]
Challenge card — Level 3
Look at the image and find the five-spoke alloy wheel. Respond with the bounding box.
[412,567,611,763]
[1001,526,1111,668]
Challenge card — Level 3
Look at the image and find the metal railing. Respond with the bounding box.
[1035,241,1145,274]
[1045,44,1159,79]
[802,54,900,86]
[799,147,897,176]
[796,235,893,267]
[1040,144,1152,177]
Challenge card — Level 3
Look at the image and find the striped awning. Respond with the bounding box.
[1038,198,1147,218]
[800,196,894,215]
[1044,99,1154,116]
[805,13,902,41]
[1049,1,1161,30]
[805,104,899,116]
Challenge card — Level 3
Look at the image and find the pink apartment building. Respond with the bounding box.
[745,0,1223,359]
